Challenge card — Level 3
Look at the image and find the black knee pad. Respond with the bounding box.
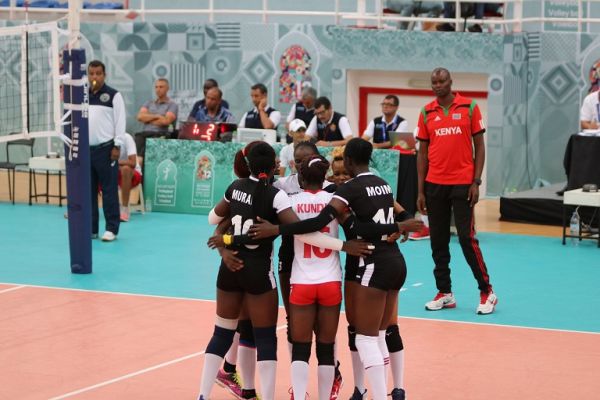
[254,326,277,361]
[385,324,404,352]
[316,342,335,366]
[292,341,312,363]
[347,325,357,352]
[206,325,236,357]
[238,319,255,347]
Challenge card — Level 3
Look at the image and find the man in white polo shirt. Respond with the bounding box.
[580,89,600,130]
[88,60,126,242]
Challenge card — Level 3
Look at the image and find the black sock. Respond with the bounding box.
[241,388,257,399]
[223,360,236,374]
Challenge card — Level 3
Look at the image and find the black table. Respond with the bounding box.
[563,134,600,190]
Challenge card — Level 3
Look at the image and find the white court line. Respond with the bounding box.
[3,281,599,336]
[0,285,25,294]
[49,324,288,400]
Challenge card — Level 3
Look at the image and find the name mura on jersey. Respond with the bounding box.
[231,189,252,205]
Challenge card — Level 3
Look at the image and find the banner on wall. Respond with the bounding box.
[145,139,400,215]
[543,0,587,32]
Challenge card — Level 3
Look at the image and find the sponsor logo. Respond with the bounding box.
[434,115,441,122]
[452,113,462,120]
[99,93,110,103]
[434,126,463,136]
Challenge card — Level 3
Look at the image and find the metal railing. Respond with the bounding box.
[2,0,600,33]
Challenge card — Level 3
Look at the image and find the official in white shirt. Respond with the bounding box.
[305,96,354,147]
[580,90,600,130]
[362,95,409,149]
[239,83,281,129]
[88,60,126,242]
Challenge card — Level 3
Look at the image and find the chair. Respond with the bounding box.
[129,182,146,214]
[0,134,35,204]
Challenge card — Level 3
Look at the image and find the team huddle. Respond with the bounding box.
[197,68,497,400]
[197,137,422,400]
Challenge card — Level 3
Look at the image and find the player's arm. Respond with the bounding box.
[137,106,160,123]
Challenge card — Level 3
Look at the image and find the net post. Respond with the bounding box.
[64,0,92,274]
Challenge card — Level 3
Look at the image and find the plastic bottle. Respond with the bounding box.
[569,209,580,245]
[146,197,152,213]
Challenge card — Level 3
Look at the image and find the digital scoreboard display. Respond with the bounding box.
[178,122,237,141]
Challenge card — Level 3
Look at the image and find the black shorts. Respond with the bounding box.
[353,244,406,291]
[344,255,359,282]
[217,257,277,295]
[278,235,294,275]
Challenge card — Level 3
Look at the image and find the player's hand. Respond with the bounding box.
[110,147,120,161]
[342,239,373,257]
[218,248,243,271]
[259,98,267,110]
[398,218,424,233]
[416,193,427,215]
[207,234,225,249]
[248,217,279,239]
[386,231,403,243]
[468,184,480,207]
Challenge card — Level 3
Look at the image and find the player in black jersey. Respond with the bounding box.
[248,138,423,400]
[198,142,372,400]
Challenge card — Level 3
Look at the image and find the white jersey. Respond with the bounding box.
[274,173,334,197]
[290,190,342,284]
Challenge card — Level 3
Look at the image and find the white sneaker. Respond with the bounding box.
[425,292,456,311]
[476,291,498,315]
[101,231,117,242]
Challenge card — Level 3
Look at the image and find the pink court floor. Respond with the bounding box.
[1,283,598,400]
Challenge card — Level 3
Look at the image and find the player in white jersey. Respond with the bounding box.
[288,155,343,400]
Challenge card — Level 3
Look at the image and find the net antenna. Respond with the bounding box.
[62,0,93,274]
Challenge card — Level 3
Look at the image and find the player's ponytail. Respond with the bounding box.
[233,140,262,178]
[247,142,276,219]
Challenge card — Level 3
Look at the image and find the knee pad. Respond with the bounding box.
[292,341,312,363]
[254,326,277,361]
[238,319,255,348]
[385,324,404,352]
[316,342,335,366]
[206,324,237,358]
[347,325,357,351]
[355,334,383,370]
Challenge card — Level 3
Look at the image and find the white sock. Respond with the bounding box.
[389,350,405,390]
[377,330,390,390]
[199,353,223,398]
[421,214,429,227]
[239,345,256,390]
[355,334,386,400]
[350,351,365,392]
[224,332,240,367]
[122,205,129,213]
[291,361,309,400]
[257,360,277,400]
[317,365,335,400]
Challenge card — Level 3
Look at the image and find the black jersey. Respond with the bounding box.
[224,177,291,258]
[333,172,396,243]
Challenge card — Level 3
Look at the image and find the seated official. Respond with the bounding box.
[118,133,142,223]
[194,78,230,111]
[362,94,409,149]
[239,83,281,129]
[135,78,178,166]
[580,90,600,130]
[187,87,235,123]
[306,96,354,147]
[286,86,317,128]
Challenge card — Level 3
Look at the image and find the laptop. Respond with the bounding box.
[389,131,416,150]
[236,128,277,145]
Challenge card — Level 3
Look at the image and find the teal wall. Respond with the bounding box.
[1,18,597,197]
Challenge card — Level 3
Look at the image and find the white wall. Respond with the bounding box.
[346,70,490,196]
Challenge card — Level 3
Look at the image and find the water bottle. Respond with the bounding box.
[145,197,152,213]
[569,210,580,245]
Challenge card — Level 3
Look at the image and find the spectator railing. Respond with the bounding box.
[2,0,600,34]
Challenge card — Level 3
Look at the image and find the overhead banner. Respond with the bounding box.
[145,139,400,215]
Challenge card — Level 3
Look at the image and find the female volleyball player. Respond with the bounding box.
[198,142,372,400]
[287,155,342,400]
[248,138,423,400]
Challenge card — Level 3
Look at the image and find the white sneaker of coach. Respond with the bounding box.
[101,231,117,242]
[425,292,456,311]
[476,291,498,315]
